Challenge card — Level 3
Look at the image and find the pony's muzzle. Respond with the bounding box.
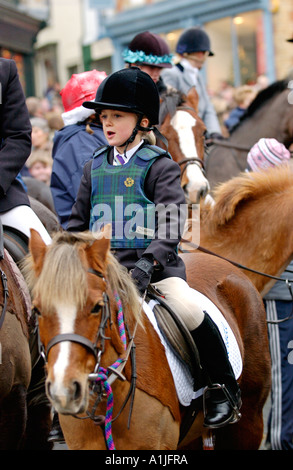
[46,378,87,415]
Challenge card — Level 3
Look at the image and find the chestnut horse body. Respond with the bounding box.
[25,227,270,450]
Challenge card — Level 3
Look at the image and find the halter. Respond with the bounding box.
[34,267,138,450]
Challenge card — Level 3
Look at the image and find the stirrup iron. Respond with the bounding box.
[203,383,242,425]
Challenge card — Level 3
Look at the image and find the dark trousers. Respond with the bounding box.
[265,300,293,450]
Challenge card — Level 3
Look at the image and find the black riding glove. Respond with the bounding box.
[131,257,154,295]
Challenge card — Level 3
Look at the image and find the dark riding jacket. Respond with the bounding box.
[0,58,31,212]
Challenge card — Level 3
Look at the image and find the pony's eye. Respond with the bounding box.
[32,306,42,316]
[91,303,101,314]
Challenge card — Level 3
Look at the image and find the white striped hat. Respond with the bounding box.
[247,138,290,172]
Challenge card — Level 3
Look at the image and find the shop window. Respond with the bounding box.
[205,10,265,92]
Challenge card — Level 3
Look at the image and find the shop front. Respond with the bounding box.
[0,2,45,96]
[102,0,275,93]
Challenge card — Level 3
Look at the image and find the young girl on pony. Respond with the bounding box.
[67,67,241,429]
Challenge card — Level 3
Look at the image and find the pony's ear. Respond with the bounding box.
[90,236,110,265]
[89,224,111,268]
[29,229,47,275]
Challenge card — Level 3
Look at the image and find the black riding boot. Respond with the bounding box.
[48,411,65,443]
[190,312,242,429]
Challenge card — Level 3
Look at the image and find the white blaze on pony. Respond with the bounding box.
[170,110,210,204]
[49,302,80,412]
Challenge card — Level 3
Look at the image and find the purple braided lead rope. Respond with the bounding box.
[115,291,127,350]
[96,291,126,450]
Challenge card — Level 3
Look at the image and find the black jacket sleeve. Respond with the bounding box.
[0,59,31,197]
[67,159,92,231]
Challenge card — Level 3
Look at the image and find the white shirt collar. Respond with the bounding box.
[113,140,144,165]
[181,58,199,85]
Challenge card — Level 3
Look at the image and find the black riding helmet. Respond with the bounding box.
[176,27,214,56]
[83,67,160,125]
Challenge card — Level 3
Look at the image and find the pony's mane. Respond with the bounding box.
[230,79,288,133]
[159,88,185,125]
[23,230,142,323]
[202,165,293,228]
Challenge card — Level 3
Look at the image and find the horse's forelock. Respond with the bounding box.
[159,89,185,125]
[33,241,88,313]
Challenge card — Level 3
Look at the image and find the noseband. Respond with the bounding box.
[179,156,206,179]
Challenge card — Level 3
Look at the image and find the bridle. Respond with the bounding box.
[178,156,206,179]
[37,267,110,364]
[171,105,207,181]
[34,266,138,441]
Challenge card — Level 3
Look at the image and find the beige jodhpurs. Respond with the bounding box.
[151,276,204,331]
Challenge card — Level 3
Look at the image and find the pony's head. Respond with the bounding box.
[24,227,141,415]
[160,88,209,204]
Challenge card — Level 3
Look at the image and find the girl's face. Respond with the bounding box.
[135,64,162,83]
[185,51,209,69]
[100,109,148,153]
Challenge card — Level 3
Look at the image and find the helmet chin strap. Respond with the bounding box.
[120,114,143,157]
[120,115,168,157]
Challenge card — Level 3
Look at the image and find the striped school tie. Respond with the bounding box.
[115,154,125,165]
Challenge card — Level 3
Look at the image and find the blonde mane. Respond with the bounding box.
[23,230,142,324]
[201,165,293,230]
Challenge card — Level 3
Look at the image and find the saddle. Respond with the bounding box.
[146,286,205,442]
[2,225,29,264]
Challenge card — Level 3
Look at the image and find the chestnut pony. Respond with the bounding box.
[0,247,31,449]
[159,88,209,204]
[24,227,270,450]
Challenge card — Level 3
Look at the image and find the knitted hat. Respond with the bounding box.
[247,138,290,172]
[60,70,107,125]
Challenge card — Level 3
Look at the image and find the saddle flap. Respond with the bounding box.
[146,287,201,377]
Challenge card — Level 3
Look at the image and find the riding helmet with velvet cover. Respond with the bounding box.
[123,31,173,69]
[82,67,160,125]
[176,27,214,56]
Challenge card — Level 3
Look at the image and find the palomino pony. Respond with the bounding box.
[0,244,31,449]
[24,227,270,450]
[159,88,209,204]
[206,78,293,192]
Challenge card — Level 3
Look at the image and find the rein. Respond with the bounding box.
[207,138,251,152]
[180,238,293,324]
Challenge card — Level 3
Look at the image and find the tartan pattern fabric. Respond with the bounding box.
[90,145,168,248]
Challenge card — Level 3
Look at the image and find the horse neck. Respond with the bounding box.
[200,192,293,293]
[230,92,290,145]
